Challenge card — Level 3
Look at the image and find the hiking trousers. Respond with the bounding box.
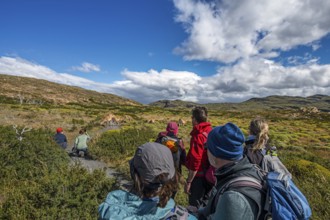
[189,176,213,207]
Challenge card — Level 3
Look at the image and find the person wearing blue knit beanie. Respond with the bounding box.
[197,122,265,220]
[207,122,244,161]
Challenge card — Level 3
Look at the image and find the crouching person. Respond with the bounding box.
[98,142,196,220]
[74,129,90,157]
[198,123,265,220]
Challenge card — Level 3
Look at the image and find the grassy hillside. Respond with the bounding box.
[240,94,330,112]
[0,73,141,106]
[0,74,329,219]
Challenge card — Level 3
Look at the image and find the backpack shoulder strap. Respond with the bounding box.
[217,176,263,196]
[211,176,264,217]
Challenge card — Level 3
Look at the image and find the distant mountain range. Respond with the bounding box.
[150,95,330,112]
[1,73,329,111]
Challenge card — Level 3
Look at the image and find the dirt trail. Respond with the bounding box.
[69,156,132,190]
[68,125,132,190]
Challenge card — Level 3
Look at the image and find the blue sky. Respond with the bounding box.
[1,0,330,104]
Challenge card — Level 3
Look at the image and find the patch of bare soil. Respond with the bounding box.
[67,124,132,190]
[69,156,132,190]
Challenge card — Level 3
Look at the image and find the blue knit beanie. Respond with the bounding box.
[207,123,245,160]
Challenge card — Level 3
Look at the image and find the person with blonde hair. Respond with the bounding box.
[244,116,270,166]
[244,117,291,176]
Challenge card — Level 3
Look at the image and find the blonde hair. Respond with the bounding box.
[249,117,269,151]
[132,172,179,208]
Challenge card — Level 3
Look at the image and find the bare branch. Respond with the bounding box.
[21,126,32,134]
[12,125,20,136]
[12,125,32,141]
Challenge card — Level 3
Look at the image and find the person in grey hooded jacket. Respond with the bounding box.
[198,123,265,220]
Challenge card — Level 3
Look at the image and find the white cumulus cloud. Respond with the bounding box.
[71,62,100,73]
[173,0,330,63]
[1,1,330,104]
[1,56,330,104]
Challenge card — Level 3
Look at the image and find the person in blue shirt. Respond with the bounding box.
[54,127,67,149]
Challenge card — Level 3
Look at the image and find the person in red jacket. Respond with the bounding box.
[185,106,213,207]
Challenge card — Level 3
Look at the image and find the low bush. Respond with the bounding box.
[285,159,330,220]
[90,127,158,164]
[0,126,116,219]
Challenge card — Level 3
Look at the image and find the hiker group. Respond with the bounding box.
[53,127,90,157]
[99,106,311,219]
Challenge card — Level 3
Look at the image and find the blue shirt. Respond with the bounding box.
[54,133,67,149]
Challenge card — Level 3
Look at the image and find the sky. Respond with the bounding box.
[1,0,330,104]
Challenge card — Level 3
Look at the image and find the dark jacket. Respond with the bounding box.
[156,131,186,173]
[199,157,265,220]
[244,139,265,167]
[54,133,67,149]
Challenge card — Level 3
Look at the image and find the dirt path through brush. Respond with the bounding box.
[67,125,132,190]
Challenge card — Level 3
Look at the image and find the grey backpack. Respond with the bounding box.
[163,205,190,220]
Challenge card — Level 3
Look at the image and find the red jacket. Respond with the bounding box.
[185,122,212,176]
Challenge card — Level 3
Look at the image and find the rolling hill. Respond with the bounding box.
[1,73,329,112]
[0,74,141,106]
[150,95,330,112]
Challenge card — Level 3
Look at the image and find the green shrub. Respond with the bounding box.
[285,159,330,220]
[0,126,116,219]
[72,118,85,125]
[1,105,330,219]
[90,127,158,163]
